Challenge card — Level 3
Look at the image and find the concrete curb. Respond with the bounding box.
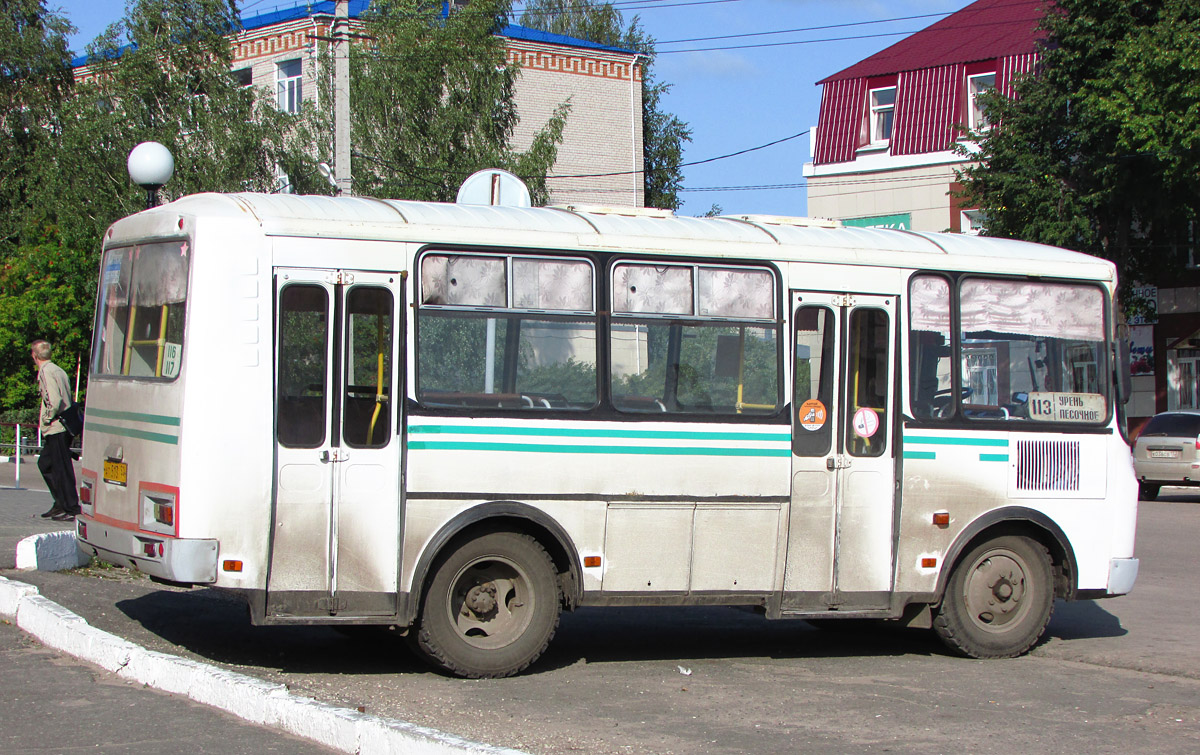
[1,569,523,755]
[15,530,90,571]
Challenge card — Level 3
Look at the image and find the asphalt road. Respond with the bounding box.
[4,476,1200,753]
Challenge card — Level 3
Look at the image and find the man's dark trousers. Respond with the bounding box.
[38,432,80,515]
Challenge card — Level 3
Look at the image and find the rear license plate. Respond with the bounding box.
[103,460,128,486]
[1149,449,1180,459]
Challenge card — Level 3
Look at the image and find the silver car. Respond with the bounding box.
[1132,410,1200,500]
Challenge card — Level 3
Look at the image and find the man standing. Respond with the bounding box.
[32,340,80,521]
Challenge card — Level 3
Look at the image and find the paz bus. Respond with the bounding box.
[74,193,1139,678]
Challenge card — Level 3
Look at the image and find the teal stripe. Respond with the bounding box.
[409,440,790,457]
[84,421,179,445]
[409,424,791,443]
[905,435,1008,448]
[903,451,937,460]
[85,408,181,426]
[979,453,1009,462]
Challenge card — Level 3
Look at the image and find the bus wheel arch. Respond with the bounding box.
[932,510,1075,658]
[407,502,583,626]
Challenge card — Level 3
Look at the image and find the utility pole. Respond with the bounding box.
[333,0,352,196]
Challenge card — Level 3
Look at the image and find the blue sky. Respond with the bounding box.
[54,0,971,216]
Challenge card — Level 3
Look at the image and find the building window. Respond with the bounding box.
[961,209,987,235]
[869,86,896,144]
[968,73,996,131]
[233,67,252,88]
[276,59,303,113]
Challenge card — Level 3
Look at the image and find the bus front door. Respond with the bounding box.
[268,268,403,618]
[783,290,897,612]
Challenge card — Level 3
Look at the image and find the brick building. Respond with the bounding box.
[73,0,644,206]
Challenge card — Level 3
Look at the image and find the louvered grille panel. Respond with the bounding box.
[1017,440,1080,491]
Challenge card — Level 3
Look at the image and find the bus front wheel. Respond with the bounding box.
[415,531,560,678]
[933,535,1053,659]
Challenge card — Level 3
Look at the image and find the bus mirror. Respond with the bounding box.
[1116,340,1133,404]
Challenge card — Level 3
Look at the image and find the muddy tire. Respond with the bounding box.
[933,535,1053,659]
[414,531,560,678]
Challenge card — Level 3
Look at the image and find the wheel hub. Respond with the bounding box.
[463,582,498,616]
[965,553,1029,629]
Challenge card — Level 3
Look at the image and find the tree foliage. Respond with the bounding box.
[336,0,568,204]
[520,0,691,210]
[959,0,1200,292]
[0,0,74,248]
[0,0,317,410]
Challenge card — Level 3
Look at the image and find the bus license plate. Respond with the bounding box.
[103,460,128,486]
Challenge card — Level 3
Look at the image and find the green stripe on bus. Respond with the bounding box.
[903,451,937,460]
[979,453,1009,462]
[85,408,181,426]
[408,425,791,443]
[904,435,1008,447]
[409,440,790,457]
[83,421,179,445]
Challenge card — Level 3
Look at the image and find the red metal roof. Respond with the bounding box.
[819,0,1049,84]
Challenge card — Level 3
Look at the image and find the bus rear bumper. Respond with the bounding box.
[1106,557,1139,596]
[76,518,218,584]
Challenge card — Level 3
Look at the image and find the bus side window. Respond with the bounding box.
[278,284,329,448]
[792,306,835,457]
[909,275,953,421]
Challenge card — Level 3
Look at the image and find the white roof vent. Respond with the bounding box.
[728,214,842,229]
[552,204,676,219]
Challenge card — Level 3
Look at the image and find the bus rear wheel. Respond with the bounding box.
[933,535,1053,659]
[415,531,560,678]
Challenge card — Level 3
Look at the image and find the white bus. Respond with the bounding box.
[75,193,1139,677]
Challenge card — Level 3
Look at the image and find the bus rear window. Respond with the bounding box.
[93,241,190,379]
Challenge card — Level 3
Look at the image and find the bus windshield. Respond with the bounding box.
[92,240,190,379]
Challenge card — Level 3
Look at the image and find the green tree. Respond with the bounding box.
[520,0,691,210]
[959,0,1200,292]
[0,0,74,249]
[332,0,568,204]
[0,0,318,411]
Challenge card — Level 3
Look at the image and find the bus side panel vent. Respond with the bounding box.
[1016,440,1080,492]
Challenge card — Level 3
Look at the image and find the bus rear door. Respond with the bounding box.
[267,268,403,618]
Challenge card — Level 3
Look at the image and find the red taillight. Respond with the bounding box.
[1194,435,1199,451]
[78,522,87,539]
[79,484,92,504]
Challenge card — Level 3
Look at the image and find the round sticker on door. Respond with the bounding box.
[852,407,880,438]
[798,399,827,432]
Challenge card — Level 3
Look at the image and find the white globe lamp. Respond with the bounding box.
[127,142,175,208]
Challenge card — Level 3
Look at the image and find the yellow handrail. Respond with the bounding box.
[121,307,138,375]
[366,315,387,445]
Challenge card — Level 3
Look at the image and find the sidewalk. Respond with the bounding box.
[0,465,517,755]
[0,457,78,569]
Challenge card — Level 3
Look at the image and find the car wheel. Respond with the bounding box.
[1139,483,1160,501]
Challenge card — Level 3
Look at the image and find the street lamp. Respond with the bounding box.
[127,142,174,209]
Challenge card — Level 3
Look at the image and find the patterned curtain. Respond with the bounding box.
[960,280,1103,341]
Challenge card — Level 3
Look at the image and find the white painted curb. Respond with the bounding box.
[0,576,524,755]
[15,530,90,571]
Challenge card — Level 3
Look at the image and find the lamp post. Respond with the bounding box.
[127,142,174,209]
